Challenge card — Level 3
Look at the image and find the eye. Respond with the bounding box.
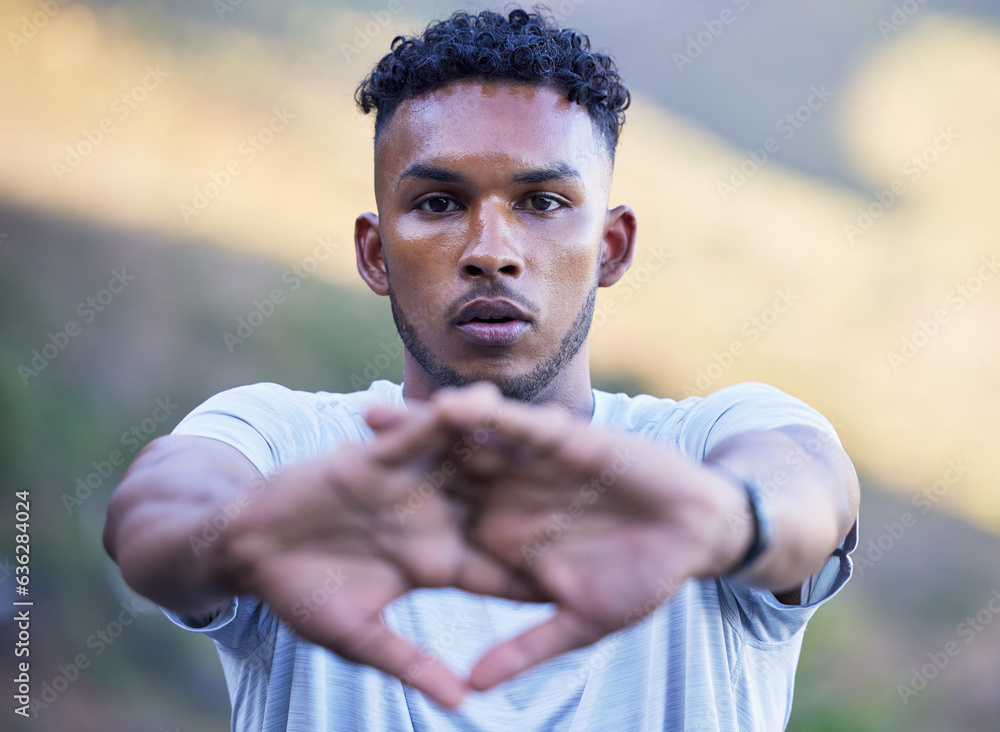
[520,195,563,212]
[417,196,460,213]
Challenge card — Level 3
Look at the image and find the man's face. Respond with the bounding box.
[360,80,623,403]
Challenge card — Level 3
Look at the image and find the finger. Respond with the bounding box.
[439,472,490,503]
[365,404,411,433]
[450,441,517,485]
[437,395,579,465]
[387,500,544,602]
[432,392,574,480]
[319,616,468,709]
[450,543,546,603]
[368,408,457,468]
[365,397,439,435]
[432,381,503,407]
[258,555,469,708]
[467,609,605,691]
[431,383,513,436]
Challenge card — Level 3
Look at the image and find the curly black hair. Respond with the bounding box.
[355,7,630,156]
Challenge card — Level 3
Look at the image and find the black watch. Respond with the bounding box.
[704,461,773,574]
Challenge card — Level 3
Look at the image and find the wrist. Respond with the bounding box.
[702,461,773,577]
[666,459,756,582]
[203,481,275,600]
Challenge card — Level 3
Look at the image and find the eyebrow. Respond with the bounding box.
[510,162,583,185]
[398,163,466,188]
[397,161,583,190]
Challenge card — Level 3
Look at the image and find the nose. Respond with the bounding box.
[458,203,524,280]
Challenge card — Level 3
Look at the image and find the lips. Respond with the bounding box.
[452,298,532,346]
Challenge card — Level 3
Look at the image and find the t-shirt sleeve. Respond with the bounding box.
[667,382,857,642]
[161,596,273,651]
[161,598,239,637]
[160,382,356,637]
[717,519,857,644]
[170,382,346,476]
[672,381,842,461]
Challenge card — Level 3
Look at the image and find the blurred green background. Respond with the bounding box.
[2,0,1000,729]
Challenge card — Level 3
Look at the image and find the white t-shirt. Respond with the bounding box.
[163,380,857,731]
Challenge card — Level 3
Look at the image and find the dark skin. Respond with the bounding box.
[103,80,860,709]
[355,81,629,414]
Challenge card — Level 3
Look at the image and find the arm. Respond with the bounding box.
[103,434,262,616]
[405,385,859,689]
[701,424,860,595]
[103,418,536,708]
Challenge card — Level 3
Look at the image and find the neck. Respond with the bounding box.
[400,348,595,419]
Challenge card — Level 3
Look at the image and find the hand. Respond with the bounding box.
[221,401,538,709]
[415,384,749,692]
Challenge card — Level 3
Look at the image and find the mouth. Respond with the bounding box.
[452,298,532,346]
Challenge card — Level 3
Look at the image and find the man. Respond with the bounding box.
[104,8,859,731]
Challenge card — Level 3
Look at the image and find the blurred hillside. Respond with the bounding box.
[0,203,405,730]
[2,0,998,527]
[4,201,1000,732]
[2,1,1000,730]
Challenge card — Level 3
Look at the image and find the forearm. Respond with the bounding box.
[103,435,265,615]
[701,425,859,592]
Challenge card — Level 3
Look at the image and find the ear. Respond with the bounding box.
[355,212,389,296]
[598,204,637,287]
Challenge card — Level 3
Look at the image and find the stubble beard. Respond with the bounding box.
[388,283,597,403]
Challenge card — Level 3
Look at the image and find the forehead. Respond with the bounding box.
[375,81,609,181]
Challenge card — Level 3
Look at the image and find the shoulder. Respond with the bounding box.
[177,380,404,425]
[595,381,791,432]
[681,381,840,445]
[183,379,401,413]
[172,380,403,474]
[596,382,839,460]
